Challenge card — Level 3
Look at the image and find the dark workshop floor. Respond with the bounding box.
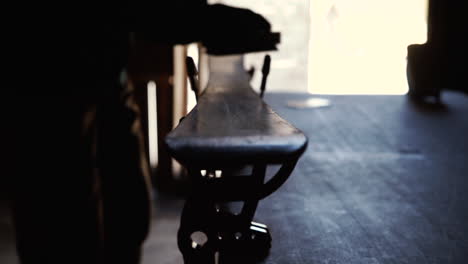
[142,92,468,264]
[2,92,467,264]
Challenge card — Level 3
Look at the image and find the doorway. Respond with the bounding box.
[308,0,428,95]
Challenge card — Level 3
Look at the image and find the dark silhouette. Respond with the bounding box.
[6,1,279,263]
[407,0,468,102]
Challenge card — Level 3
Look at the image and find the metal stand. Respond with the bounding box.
[168,53,306,264]
[177,161,298,263]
